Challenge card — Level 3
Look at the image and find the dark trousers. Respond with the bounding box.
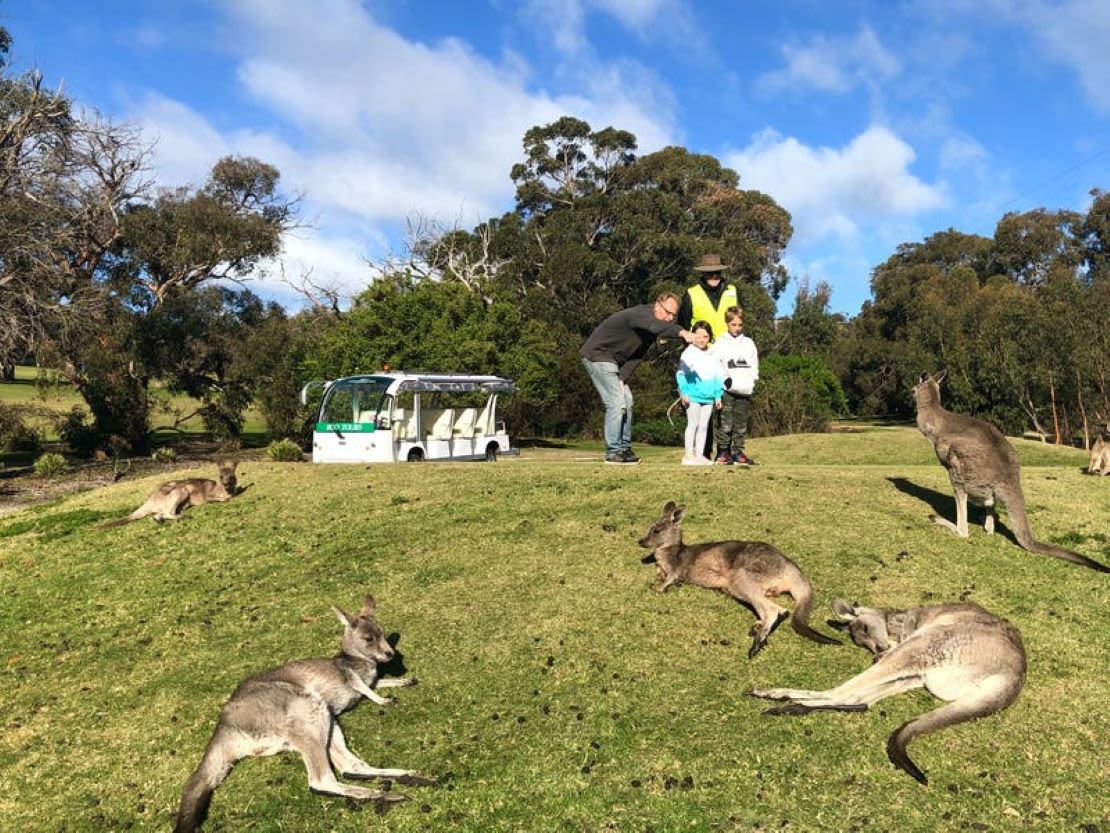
[715,393,751,455]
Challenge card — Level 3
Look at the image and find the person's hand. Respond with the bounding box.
[681,395,690,407]
[680,329,696,344]
[715,399,723,410]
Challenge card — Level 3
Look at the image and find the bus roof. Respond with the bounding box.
[322,372,516,395]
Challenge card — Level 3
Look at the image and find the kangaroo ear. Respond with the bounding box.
[360,594,377,617]
[672,504,686,523]
[332,605,354,628]
[935,369,947,384]
[662,500,676,515]
[918,371,929,384]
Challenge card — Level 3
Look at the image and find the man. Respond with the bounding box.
[581,293,696,464]
[678,253,740,457]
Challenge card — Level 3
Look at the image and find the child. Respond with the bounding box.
[676,321,724,465]
[712,306,759,465]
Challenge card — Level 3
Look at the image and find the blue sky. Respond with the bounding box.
[5,0,1109,314]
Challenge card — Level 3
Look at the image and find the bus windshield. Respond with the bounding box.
[317,377,392,429]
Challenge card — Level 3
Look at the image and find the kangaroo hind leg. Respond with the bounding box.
[292,708,407,802]
[329,722,436,785]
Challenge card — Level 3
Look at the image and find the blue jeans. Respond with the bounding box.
[582,359,633,454]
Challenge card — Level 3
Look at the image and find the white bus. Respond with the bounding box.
[300,372,518,464]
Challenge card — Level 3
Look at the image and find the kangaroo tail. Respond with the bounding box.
[1004,488,1109,572]
[887,677,1022,785]
[174,728,238,833]
[789,579,841,646]
[94,516,137,529]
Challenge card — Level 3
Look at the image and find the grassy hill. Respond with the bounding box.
[1,429,1107,831]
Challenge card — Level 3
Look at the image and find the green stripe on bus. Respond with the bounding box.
[316,422,376,432]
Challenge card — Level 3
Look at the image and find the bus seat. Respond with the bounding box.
[430,409,455,439]
[452,408,478,437]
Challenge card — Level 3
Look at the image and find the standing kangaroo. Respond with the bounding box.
[1088,435,1109,476]
[174,594,435,833]
[97,460,239,528]
[750,599,1026,785]
[913,371,1108,572]
[638,501,840,657]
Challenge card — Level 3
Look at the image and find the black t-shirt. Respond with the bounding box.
[581,304,682,382]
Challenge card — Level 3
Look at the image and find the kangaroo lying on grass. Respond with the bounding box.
[97,460,240,528]
[638,501,840,658]
[750,599,1026,785]
[174,594,435,833]
[913,371,1108,572]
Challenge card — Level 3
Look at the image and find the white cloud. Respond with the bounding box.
[727,125,947,245]
[756,25,901,95]
[1023,0,1110,114]
[130,0,679,306]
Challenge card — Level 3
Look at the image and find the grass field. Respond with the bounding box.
[0,429,1107,832]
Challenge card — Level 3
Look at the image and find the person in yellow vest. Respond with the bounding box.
[677,254,740,346]
[678,253,740,457]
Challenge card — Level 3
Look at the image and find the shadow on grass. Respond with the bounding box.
[885,476,1022,548]
[0,508,112,542]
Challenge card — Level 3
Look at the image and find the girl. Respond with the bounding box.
[676,321,724,465]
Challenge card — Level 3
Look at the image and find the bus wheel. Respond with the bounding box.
[407,448,425,462]
[484,443,500,462]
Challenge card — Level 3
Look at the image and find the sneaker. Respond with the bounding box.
[681,456,698,466]
[734,453,755,466]
[715,453,734,466]
[605,450,640,465]
[697,456,714,465]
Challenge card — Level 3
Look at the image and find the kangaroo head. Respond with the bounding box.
[217,459,239,493]
[912,370,945,410]
[638,501,685,549]
[333,594,394,664]
[828,599,894,659]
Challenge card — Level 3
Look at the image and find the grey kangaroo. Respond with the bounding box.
[638,501,840,658]
[1088,435,1109,476]
[913,371,1108,572]
[97,460,239,528]
[750,599,1026,785]
[174,594,435,833]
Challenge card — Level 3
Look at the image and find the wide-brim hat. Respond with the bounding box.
[693,253,729,272]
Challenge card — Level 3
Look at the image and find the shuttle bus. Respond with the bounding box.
[300,372,518,464]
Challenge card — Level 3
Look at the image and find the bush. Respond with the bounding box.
[56,407,100,457]
[631,416,682,447]
[0,404,42,454]
[266,438,304,462]
[750,355,848,437]
[33,452,69,477]
[151,446,179,463]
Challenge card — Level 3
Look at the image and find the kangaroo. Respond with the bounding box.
[749,599,1026,785]
[97,460,239,528]
[1088,435,1109,476]
[174,594,435,833]
[638,501,840,658]
[913,371,1108,572]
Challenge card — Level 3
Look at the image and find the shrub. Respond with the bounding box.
[631,416,682,447]
[0,404,42,454]
[750,355,848,437]
[56,406,101,457]
[33,452,69,477]
[151,447,179,463]
[266,438,304,462]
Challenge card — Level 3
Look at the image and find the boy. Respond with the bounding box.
[712,307,759,465]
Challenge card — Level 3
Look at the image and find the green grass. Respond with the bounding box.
[0,365,267,448]
[0,430,1107,832]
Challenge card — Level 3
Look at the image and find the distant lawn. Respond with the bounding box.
[0,365,267,446]
[1,429,1106,831]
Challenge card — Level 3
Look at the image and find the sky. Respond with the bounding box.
[4,0,1109,315]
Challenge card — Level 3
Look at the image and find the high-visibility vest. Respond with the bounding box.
[687,283,739,343]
